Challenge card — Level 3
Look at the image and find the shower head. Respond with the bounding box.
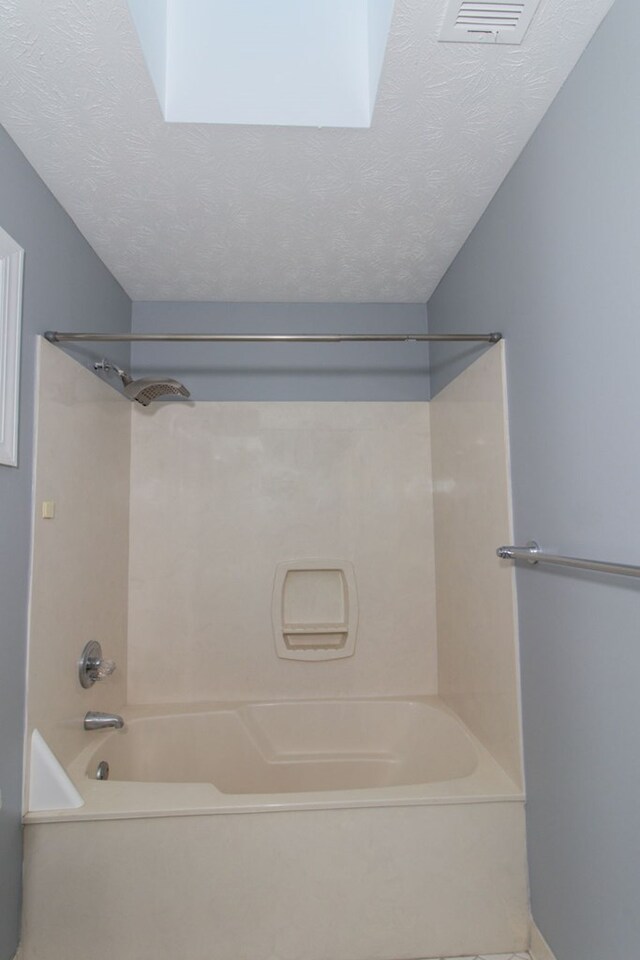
[94,359,190,406]
[122,378,190,406]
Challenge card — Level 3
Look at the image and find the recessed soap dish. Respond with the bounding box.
[272,560,358,661]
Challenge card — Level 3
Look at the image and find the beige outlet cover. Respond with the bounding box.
[272,559,358,661]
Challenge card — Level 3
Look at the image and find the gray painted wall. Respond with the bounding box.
[132,302,430,400]
[428,1,639,956]
[0,125,131,960]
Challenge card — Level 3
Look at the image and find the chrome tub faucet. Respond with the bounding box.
[84,711,124,731]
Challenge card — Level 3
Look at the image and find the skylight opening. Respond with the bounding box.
[126,0,395,128]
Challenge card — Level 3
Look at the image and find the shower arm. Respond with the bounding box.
[45,331,502,344]
[93,358,132,386]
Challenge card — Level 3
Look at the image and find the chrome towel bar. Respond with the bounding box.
[497,541,640,580]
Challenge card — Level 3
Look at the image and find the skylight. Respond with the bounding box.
[126,0,395,128]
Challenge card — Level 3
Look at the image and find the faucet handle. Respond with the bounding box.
[79,641,117,688]
[94,659,116,680]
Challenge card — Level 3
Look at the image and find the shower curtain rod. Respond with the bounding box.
[44,331,502,344]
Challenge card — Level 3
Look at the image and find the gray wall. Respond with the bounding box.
[132,302,429,400]
[428,1,639,956]
[0,126,131,960]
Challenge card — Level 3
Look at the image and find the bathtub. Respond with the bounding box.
[29,696,521,819]
[22,698,529,960]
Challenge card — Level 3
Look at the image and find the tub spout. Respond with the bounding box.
[84,711,124,731]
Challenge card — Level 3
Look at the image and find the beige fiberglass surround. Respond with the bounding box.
[21,339,526,960]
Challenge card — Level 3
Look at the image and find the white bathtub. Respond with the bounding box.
[28,696,521,820]
[22,698,529,960]
[84,698,480,791]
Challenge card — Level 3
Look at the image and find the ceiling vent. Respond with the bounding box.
[439,0,541,45]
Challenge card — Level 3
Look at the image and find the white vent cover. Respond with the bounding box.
[440,1,541,44]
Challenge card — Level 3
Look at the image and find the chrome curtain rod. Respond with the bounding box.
[44,331,502,344]
[497,541,640,580]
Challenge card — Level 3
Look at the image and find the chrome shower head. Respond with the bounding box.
[94,359,190,406]
[122,378,190,406]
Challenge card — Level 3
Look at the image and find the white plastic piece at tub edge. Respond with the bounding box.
[29,729,84,812]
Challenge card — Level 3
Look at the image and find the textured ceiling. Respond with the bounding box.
[0,0,614,302]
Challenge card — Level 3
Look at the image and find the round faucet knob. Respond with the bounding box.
[94,659,116,680]
[79,641,117,688]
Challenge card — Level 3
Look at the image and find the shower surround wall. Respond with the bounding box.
[127,402,437,702]
[25,341,130,778]
[431,344,521,786]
